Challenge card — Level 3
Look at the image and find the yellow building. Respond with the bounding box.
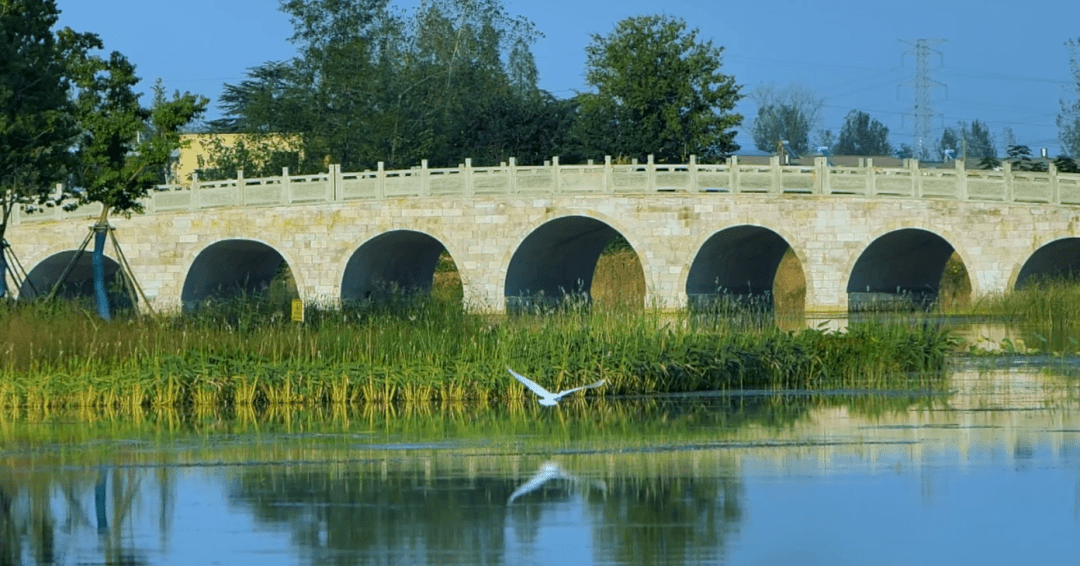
[172,133,302,184]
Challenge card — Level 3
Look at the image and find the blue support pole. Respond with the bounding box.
[0,241,7,299]
[93,223,112,320]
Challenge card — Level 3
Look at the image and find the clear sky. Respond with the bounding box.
[57,0,1079,157]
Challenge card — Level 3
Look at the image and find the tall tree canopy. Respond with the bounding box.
[938,120,995,160]
[207,0,568,175]
[68,52,208,216]
[1059,38,1080,158]
[574,15,742,163]
[834,110,892,156]
[0,0,98,297]
[749,84,821,156]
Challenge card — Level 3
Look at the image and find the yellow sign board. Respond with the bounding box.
[291,299,304,322]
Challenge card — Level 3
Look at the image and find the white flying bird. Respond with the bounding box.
[507,367,605,406]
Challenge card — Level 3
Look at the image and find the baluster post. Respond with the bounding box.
[688,155,698,193]
[1049,162,1060,204]
[282,167,292,203]
[647,154,657,192]
[1003,161,1014,202]
[376,162,386,199]
[955,159,967,201]
[236,168,245,207]
[464,158,474,197]
[420,159,429,197]
[508,157,518,195]
[729,155,740,193]
[604,155,613,193]
[866,158,875,197]
[909,159,921,198]
[770,155,781,193]
[815,156,828,195]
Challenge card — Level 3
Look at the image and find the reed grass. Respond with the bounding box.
[0,292,953,409]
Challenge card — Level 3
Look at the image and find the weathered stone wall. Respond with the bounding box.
[7,192,1080,314]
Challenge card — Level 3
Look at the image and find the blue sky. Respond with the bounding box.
[58,0,1079,157]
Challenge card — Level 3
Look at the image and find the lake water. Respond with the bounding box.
[2,358,1079,565]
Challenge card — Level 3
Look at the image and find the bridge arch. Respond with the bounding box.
[685,224,805,311]
[18,249,134,309]
[340,230,458,304]
[180,239,299,312]
[503,213,647,310]
[1014,237,1080,288]
[846,227,964,310]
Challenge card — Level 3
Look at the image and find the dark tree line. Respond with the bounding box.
[203,2,744,177]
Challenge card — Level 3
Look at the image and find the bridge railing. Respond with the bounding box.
[10,155,1080,225]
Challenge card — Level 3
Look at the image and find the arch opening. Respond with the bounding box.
[686,226,803,316]
[18,250,134,310]
[341,230,461,307]
[1015,238,1080,289]
[847,228,963,312]
[181,239,297,313]
[505,216,643,312]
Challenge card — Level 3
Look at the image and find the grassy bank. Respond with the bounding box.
[0,296,953,409]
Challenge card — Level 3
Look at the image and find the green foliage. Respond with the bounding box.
[962,120,996,159]
[939,120,995,161]
[834,110,892,156]
[213,0,564,171]
[1054,155,1079,173]
[574,15,742,163]
[1058,38,1080,158]
[0,0,94,235]
[68,49,207,216]
[0,298,952,408]
[749,84,820,155]
[939,126,959,159]
[1006,144,1045,172]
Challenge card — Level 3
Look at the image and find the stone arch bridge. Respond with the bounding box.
[6,156,1080,314]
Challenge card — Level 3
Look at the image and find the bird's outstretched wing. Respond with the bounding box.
[507,463,566,504]
[507,367,555,398]
[554,379,606,399]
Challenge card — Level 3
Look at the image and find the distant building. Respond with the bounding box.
[172,133,302,183]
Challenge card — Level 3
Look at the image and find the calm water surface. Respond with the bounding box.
[2,359,1079,565]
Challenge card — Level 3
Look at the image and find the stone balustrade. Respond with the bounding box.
[12,155,1080,226]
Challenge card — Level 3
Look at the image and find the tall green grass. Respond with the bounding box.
[0,295,953,409]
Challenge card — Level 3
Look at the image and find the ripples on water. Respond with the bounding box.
[1,362,1079,565]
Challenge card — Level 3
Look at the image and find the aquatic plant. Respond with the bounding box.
[0,294,952,409]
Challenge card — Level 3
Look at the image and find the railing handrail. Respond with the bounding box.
[10,155,1080,225]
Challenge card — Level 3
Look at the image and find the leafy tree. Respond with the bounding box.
[814,129,836,154]
[939,126,959,159]
[834,110,892,156]
[1053,155,1079,173]
[207,61,310,134]
[961,120,995,159]
[1005,144,1045,172]
[574,15,742,163]
[214,0,552,170]
[0,0,97,298]
[1000,126,1017,157]
[67,48,207,318]
[749,84,821,156]
[939,120,995,160]
[1058,39,1080,158]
